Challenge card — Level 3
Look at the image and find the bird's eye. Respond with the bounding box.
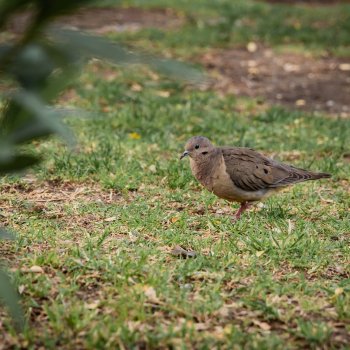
[195,144,200,149]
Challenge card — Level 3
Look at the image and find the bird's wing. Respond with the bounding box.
[221,147,321,192]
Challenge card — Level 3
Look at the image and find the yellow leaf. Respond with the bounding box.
[170,216,179,223]
[104,216,117,222]
[85,301,99,310]
[335,287,344,296]
[253,320,271,331]
[143,286,158,302]
[156,90,170,98]
[246,42,257,53]
[129,132,141,140]
[295,99,306,106]
[130,83,142,92]
[339,63,350,71]
[149,165,157,173]
[29,265,44,273]
[256,250,265,257]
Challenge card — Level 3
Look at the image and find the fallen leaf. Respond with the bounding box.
[129,230,140,242]
[256,250,265,257]
[102,106,111,113]
[253,320,271,331]
[335,287,344,296]
[18,285,25,294]
[248,67,259,75]
[156,90,170,98]
[143,286,159,302]
[170,245,197,258]
[170,216,180,223]
[129,132,141,140]
[247,42,257,53]
[295,99,306,106]
[29,265,44,273]
[194,323,209,331]
[85,301,99,310]
[339,63,350,71]
[131,83,142,92]
[149,165,157,173]
[283,63,300,72]
[104,216,117,222]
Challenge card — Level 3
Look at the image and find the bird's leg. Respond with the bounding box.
[234,201,250,220]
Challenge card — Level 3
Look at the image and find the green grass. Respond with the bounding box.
[112,0,350,57]
[1,0,350,348]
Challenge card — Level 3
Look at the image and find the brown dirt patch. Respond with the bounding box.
[6,7,183,35]
[262,0,350,5]
[0,177,130,236]
[200,48,350,115]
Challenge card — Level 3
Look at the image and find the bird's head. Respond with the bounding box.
[180,136,214,160]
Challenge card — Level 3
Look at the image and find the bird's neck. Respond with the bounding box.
[190,150,221,187]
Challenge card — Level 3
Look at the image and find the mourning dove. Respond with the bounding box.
[180,136,331,219]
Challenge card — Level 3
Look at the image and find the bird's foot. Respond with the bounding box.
[232,202,250,222]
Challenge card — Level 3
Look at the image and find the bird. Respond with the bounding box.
[180,136,331,220]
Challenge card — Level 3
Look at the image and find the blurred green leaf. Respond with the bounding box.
[0,154,40,173]
[10,90,75,146]
[35,0,97,21]
[0,228,15,240]
[0,271,24,330]
[8,44,55,89]
[51,29,205,84]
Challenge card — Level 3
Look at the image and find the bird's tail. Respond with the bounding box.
[309,172,331,180]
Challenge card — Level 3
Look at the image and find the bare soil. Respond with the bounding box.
[262,0,350,5]
[5,7,350,115]
[200,48,350,115]
[6,7,183,34]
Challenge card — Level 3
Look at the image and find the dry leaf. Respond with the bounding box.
[149,165,157,173]
[129,230,140,242]
[18,285,25,294]
[170,245,197,258]
[295,99,306,106]
[335,287,344,296]
[102,106,111,113]
[247,60,257,67]
[29,265,44,273]
[156,90,170,98]
[339,63,350,71]
[170,216,180,223]
[253,320,271,331]
[104,216,117,222]
[143,286,159,302]
[256,250,265,257]
[283,63,300,72]
[85,301,99,310]
[131,83,142,92]
[247,42,257,53]
[194,323,209,331]
[248,67,259,75]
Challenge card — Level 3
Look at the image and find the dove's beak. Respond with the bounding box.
[180,151,189,160]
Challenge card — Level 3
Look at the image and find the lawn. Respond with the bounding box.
[1,0,350,349]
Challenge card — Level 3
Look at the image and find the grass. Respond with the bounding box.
[1,0,350,349]
[114,0,350,57]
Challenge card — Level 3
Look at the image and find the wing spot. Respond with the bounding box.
[264,168,268,174]
[256,165,259,169]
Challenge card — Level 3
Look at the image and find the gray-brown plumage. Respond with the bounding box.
[180,136,331,219]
